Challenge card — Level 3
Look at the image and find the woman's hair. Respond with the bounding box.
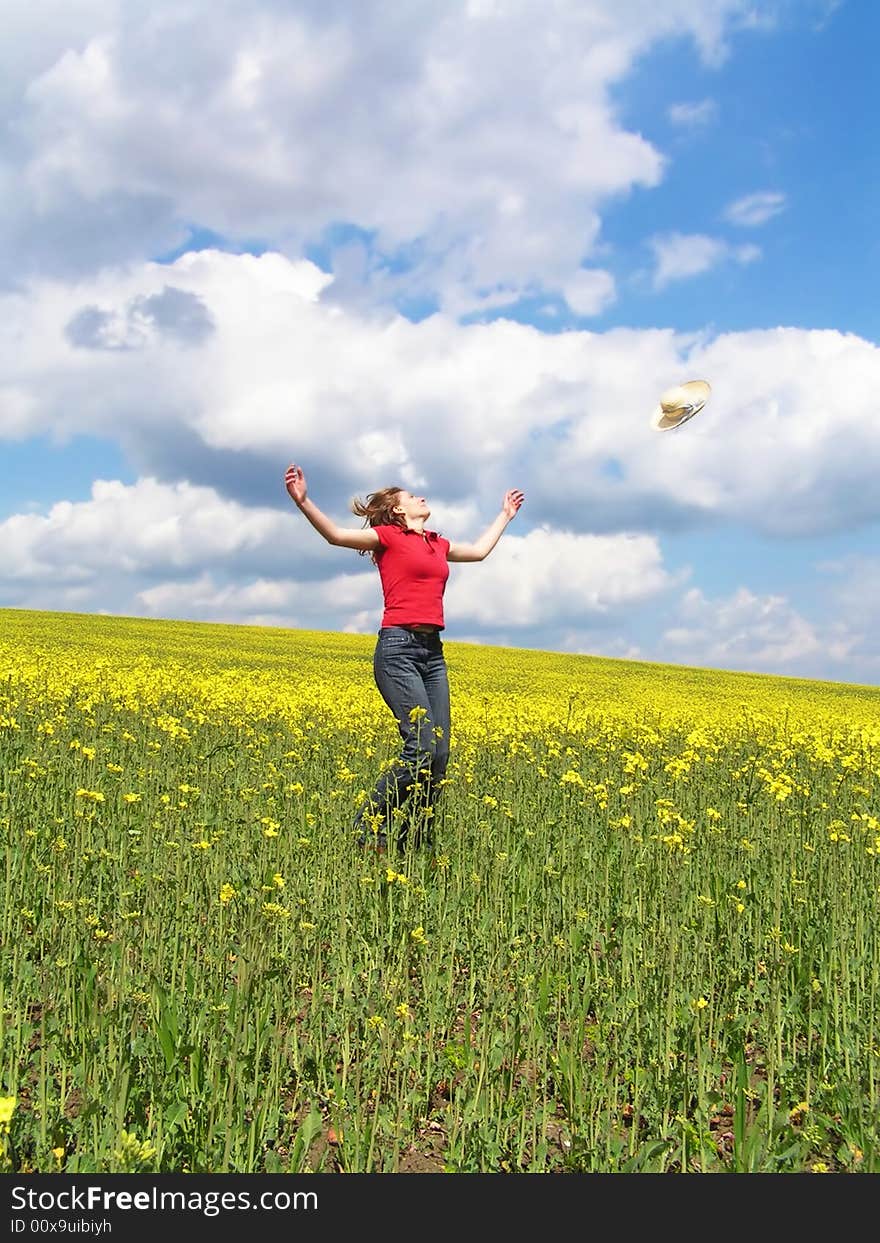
[350,486,405,558]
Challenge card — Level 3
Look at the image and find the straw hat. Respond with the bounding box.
[650,379,711,431]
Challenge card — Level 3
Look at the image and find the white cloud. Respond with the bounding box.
[660,585,858,674]
[0,472,389,627]
[819,555,880,614]
[724,191,787,227]
[559,631,643,660]
[667,98,717,128]
[1,0,758,306]
[562,268,617,317]
[137,568,379,630]
[4,249,880,546]
[445,527,675,626]
[813,555,880,675]
[0,477,288,582]
[0,469,678,635]
[649,233,761,289]
[0,1,114,116]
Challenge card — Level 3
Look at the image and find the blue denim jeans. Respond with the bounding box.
[354,626,451,848]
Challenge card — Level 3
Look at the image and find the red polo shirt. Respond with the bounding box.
[374,523,450,629]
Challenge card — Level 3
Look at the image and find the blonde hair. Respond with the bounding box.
[351,486,405,558]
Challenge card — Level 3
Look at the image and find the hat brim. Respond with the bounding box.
[650,398,707,431]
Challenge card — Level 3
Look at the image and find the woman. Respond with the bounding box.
[284,463,524,851]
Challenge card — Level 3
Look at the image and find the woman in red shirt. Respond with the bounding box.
[285,463,524,852]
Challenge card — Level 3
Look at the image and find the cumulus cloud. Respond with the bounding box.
[660,585,858,676]
[0,477,289,583]
[0,470,399,590]
[65,286,214,350]
[724,191,787,227]
[562,268,617,317]
[3,248,880,543]
[0,474,678,639]
[445,527,676,626]
[649,232,761,289]
[813,555,880,677]
[1,0,758,307]
[136,568,380,631]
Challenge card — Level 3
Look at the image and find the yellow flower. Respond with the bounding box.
[0,1097,15,1126]
[788,1101,809,1125]
[219,884,236,905]
[410,926,427,945]
[113,1131,157,1170]
[395,1003,411,1021]
[123,792,142,804]
[261,902,291,920]
[75,788,105,803]
[367,1015,385,1030]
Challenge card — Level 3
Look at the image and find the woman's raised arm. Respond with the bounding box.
[285,464,381,552]
[447,488,524,562]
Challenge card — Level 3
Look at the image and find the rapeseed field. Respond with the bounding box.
[1,607,878,1172]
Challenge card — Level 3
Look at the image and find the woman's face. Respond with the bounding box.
[393,490,431,522]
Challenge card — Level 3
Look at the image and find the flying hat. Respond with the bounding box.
[650,379,711,431]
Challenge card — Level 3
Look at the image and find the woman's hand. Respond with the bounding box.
[285,463,308,506]
[502,488,524,520]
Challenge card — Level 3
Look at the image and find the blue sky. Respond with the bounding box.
[1,0,879,684]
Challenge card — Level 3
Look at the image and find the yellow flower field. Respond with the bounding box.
[1,607,878,1172]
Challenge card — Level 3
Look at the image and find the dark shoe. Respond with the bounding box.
[357,832,387,853]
